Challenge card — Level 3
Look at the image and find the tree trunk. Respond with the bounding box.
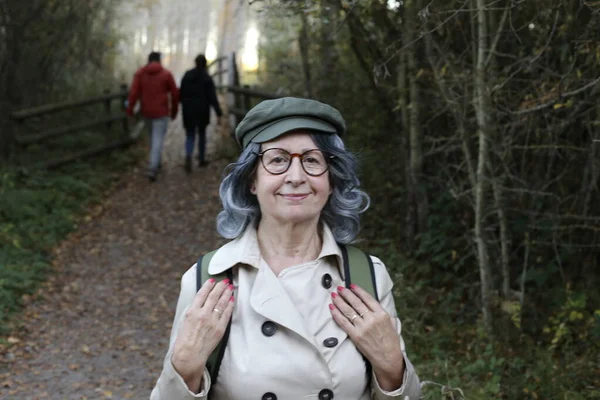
[583,113,599,217]
[406,0,427,238]
[398,46,415,244]
[408,49,426,235]
[473,0,494,336]
[298,11,313,99]
[489,168,510,299]
[487,3,510,300]
[319,0,339,102]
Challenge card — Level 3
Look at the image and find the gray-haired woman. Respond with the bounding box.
[150,97,421,399]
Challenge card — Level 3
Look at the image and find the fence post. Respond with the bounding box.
[120,83,129,133]
[227,52,240,137]
[243,85,252,113]
[217,57,223,86]
[232,54,241,114]
[104,89,112,132]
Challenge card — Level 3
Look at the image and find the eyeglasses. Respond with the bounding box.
[255,148,334,176]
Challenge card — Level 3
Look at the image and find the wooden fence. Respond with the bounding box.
[9,52,281,169]
[9,84,144,169]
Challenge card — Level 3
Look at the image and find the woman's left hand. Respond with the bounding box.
[329,284,405,391]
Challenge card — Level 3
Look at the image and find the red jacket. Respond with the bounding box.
[127,62,179,119]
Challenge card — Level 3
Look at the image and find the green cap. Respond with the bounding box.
[235,97,346,149]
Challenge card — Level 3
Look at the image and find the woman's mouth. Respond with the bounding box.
[281,193,309,200]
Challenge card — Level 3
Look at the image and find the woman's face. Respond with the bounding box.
[251,132,332,226]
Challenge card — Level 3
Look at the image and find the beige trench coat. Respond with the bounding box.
[150,224,420,399]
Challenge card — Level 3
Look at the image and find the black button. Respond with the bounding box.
[261,321,277,337]
[323,337,338,348]
[321,273,333,289]
[318,389,334,400]
[262,393,277,400]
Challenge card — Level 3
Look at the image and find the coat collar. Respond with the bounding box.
[207,221,346,278]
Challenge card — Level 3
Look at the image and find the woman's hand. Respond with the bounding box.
[171,278,235,393]
[329,284,405,391]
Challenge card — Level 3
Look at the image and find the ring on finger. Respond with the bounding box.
[213,308,223,316]
[349,314,359,322]
[359,309,369,317]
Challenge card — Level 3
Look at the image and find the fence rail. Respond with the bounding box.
[10,90,127,120]
[9,85,136,169]
[224,85,280,118]
[11,87,129,146]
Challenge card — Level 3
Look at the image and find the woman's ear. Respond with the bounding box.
[250,181,257,194]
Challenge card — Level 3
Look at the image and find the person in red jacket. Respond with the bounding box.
[127,51,179,182]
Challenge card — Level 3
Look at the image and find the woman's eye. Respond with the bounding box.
[270,157,286,164]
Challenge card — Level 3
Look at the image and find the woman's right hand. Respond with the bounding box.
[171,277,235,392]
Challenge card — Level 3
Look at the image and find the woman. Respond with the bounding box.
[150,97,421,399]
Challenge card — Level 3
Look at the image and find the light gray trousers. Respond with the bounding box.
[146,117,169,171]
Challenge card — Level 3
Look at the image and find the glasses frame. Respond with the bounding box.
[255,148,335,177]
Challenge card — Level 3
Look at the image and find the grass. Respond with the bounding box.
[0,127,144,336]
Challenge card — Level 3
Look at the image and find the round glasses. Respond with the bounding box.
[255,148,334,176]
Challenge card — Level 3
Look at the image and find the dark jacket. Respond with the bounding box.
[127,62,178,119]
[179,67,223,130]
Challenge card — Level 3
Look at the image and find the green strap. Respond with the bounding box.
[196,250,230,389]
[341,244,378,385]
[343,245,379,301]
[198,250,219,289]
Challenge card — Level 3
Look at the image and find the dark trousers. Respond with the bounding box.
[185,125,207,162]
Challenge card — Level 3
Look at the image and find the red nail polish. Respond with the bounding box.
[328,304,335,310]
[223,279,230,285]
[337,286,345,292]
[331,292,338,298]
[230,296,235,302]
[229,284,234,291]
[208,278,215,283]
[350,284,358,290]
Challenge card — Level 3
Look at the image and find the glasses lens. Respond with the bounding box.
[261,149,291,174]
[260,149,330,176]
[301,150,328,175]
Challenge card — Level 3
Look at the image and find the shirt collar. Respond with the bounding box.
[207,221,346,278]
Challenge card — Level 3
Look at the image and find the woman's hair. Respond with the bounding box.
[216,133,370,244]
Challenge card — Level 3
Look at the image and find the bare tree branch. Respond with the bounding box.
[512,76,600,115]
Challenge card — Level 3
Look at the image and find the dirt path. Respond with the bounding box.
[0,116,231,400]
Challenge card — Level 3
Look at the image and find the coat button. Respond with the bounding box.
[262,393,277,400]
[261,321,277,337]
[318,389,334,399]
[323,337,338,348]
[321,273,332,289]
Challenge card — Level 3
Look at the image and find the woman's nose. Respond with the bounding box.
[285,157,306,183]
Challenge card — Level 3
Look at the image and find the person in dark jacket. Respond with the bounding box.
[127,51,179,181]
[179,54,223,172]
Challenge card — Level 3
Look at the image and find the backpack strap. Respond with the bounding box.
[339,244,379,386]
[196,251,233,390]
[339,244,379,302]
